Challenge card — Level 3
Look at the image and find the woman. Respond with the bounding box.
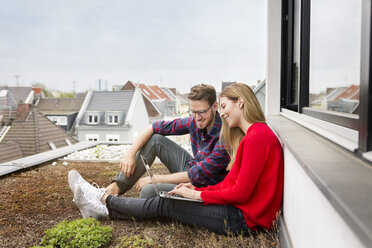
[69,83,283,234]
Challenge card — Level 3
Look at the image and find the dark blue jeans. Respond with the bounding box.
[106,195,250,235]
[113,134,193,196]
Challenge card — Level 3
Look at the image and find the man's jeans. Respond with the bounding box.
[106,195,250,235]
[113,134,193,197]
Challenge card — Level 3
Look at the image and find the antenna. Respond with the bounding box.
[14,75,20,86]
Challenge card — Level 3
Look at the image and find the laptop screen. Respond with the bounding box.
[140,154,160,195]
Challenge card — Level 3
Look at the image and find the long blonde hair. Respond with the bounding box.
[220,83,266,170]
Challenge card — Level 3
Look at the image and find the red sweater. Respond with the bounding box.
[198,123,284,230]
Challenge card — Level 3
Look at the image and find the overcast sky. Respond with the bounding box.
[0,0,266,93]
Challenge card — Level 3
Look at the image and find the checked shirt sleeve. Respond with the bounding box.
[187,142,230,187]
[152,117,192,136]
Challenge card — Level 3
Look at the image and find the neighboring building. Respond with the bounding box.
[176,93,189,117]
[310,85,360,114]
[221,81,236,91]
[160,87,177,116]
[37,97,85,133]
[0,86,34,110]
[121,81,163,122]
[0,104,78,164]
[253,79,266,112]
[75,88,149,142]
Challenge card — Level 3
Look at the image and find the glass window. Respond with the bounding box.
[291,0,301,106]
[309,0,361,116]
[88,114,99,124]
[51,116,58,123]
[107,114,119,125]
[106,134,119,142]
[86,134,99,141]
[58,116,67,125]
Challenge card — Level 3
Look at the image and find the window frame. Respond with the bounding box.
[87,113,99,125]
[107,113,119,125]
[86,134,99,142]
[281,0,372,154]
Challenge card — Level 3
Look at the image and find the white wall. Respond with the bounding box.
[126,88,151,142]
[283,149,363,248]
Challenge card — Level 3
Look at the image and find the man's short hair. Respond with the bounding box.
[187,84,216,106]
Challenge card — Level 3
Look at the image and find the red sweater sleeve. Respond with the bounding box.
[200,131,274,204]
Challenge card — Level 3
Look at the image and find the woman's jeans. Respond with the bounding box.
[106,195,250,235]
[113,134,193,197]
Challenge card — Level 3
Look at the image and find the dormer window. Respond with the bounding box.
[107,113,119,125]
[88,114,99,124]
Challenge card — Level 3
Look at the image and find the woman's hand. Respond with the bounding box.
[174,182,195,190]
[169,185,202,200]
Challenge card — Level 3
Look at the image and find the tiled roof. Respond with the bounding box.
[334,85,360,101]
[86,91,134,112]
[0,141,22,163]
[37,98,85,113]
[0,86,32,103]
[148,85,171,100]
[0,107,78,163]
[137,84,159,100]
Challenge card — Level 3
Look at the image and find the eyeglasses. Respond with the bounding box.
[188,105,212,117]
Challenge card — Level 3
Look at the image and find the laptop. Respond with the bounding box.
[140,154,203,203]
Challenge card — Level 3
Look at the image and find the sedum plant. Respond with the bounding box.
[32,218,112,248]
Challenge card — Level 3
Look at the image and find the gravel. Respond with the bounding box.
[62,144,192,161]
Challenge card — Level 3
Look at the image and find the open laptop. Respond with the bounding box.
[140,154,203,203]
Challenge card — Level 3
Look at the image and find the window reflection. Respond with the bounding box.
[309,0,361,115]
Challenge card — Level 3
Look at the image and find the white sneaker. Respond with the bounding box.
[68,170,106,204]
[73,184,109,219]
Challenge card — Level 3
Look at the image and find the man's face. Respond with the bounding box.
[189,100,216,130]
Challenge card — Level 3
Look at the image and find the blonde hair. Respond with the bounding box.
[220,83,266,170]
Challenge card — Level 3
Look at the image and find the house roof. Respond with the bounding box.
[0,86,33,103]
[37,97,85,115]
[0,107,78,164]
[148,85,171,100]
[325,87,347,101]
[137,84,159,100]
[86,91,134,112]
[334,85,360,101]
[161,87,177,101]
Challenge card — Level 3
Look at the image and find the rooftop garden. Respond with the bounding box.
[0,160,280,247]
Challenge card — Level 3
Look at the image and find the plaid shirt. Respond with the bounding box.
[152,113,230,187]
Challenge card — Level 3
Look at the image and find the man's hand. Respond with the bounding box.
[135,176,152,191]
[119,153,136,178]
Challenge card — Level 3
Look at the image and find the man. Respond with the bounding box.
[73,84,230,198]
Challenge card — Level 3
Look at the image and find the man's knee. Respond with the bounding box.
[147,134,166,146]
[139,184,157,198]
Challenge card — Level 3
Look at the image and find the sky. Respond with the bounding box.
[0,0,266,94]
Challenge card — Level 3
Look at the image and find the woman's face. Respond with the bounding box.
[219,96,242,128]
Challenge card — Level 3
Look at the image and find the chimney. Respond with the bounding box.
[16,103,31,121]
